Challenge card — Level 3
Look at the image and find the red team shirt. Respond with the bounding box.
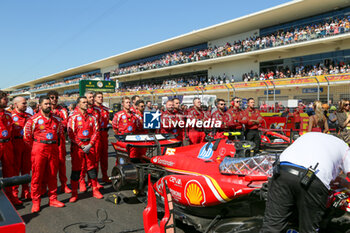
[68,110,99,147]
[52,105,68,128]
[24,112,63,144]
[0,110,13,141]
[94,105,110,130]
[244,108,263,130]
[112,110,139,134]
[12,110,31,138]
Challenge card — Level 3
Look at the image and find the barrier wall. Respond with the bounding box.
[60,73,350,106]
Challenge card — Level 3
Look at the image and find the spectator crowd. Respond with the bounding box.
[111,16,350,77]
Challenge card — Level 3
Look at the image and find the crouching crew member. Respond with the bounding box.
[24,96,65,213]
[112,97,139,162]
[67,96,103,203]
[0,91,22,205]
[244,98,263,154]
[211,99,232,138]
[261,133,350,232]
[12,96,32,200]
[187,98,206,144]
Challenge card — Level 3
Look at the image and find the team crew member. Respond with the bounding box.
[12,96,32,200]
[211,99,232,138]
[261,133,350,233]
[187,98,206,144]
[112,97,139,161]
[145,100,154,111]
[244,98,263,154]
[226,97,245,133]
[134,100,147,133]
[173,98,185,142]
[79,91,102,192]
[161,100,179,135]
[0,91,22,205]
[48,90,71,194]
[130,95,140,113]
[293,102,305,130]
[94,92,111,183]
[67,97,103,202]
[24,96,65,213]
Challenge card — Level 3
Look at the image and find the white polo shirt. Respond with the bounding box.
[280,132,350,189]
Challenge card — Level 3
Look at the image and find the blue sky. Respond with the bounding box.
[0,0,291,89]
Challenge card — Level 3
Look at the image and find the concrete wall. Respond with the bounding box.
[208,58,259,82]
[101,64,119,78]
[208,29,259,48]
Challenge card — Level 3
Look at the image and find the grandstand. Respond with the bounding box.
[4,0,350,107]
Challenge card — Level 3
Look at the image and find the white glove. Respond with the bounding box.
[82,144,92,154]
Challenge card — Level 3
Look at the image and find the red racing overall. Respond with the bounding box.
[187,107,206,144]
[24,112,62,204]
[211,109,232,138]
[12,109,32,199]
[52,105,70,192]
[94,105,110,182]
[244,107,263,153]
[79,106,101,188]
[112,110,140,160]
[68,109,102,201]
[0,110,19,204]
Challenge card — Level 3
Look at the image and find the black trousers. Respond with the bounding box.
[260,166,329,233]
[245,129,260,153]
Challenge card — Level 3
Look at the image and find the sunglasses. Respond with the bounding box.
[235,101,241,103]
[49,96,58,100]
[345,104,350,106]
[219,103,226,106]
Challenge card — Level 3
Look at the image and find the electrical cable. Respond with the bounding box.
[63,208,113,233]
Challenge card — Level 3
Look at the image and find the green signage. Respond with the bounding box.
[79,80,116,96]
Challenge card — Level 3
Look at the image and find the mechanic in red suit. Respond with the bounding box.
[130,95,140,113]
[134,99,147,133]
[112,97,139,162]
[187,97,206,144]
[48,90,71,194]
[173,98,185,143]
[79,91,102,192]
[211,99,232,138]
[244,98,263,154]
[12,96,32,200]
[161,100,179,136]
[226,97,246,137]
[94,91,111,183]
[0,91,22,205]
[67,96,103,202]
[293,102,305,130]
[24,96,65,213]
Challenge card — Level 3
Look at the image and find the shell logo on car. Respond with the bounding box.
[185,180,206,206]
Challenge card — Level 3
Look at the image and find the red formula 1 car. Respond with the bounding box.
[111,133,350,233]
[260,129,293,150]
[0,175,31,233]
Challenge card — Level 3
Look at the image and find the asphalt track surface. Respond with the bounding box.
[14,130,199,233]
